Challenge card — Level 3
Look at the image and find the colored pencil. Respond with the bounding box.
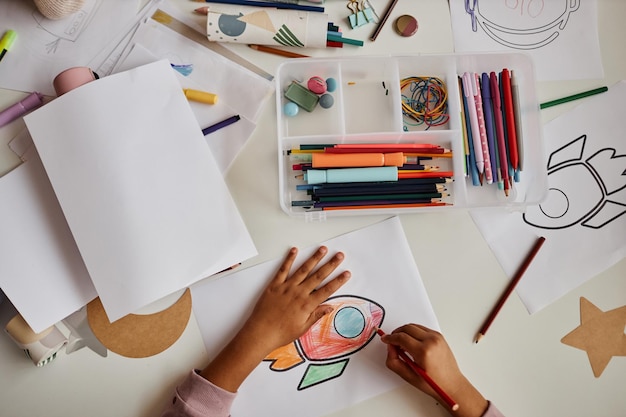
[370,0,399,41]
[539,86,608,110]
[324,147,450,154]
[375,328,459,411]
[315,192,444,202]
[295,198,441,208]
[474,236,546,343]
[193,0,324,13]
[249,44,309,58]
[309,185,446,197]
[315,202,450,211]
[397,171,453,179]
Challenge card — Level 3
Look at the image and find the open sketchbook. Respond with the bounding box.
[0,60,256,332]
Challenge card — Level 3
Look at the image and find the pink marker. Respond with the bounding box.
[462,72,484,180]
[471,73,493,184]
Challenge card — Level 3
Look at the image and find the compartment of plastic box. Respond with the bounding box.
[275,53,548,220]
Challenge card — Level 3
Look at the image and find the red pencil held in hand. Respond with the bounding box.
[376,328,459,411]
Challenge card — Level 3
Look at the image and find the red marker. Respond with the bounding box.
[501,69,519,172]
[376,328,459,411]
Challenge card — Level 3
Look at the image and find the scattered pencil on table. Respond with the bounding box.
[192,0,325,13]
[370,0,399,41]
[474,236,546,343]
[249,44,310,58]
[539,86,608,109]
[0,30,17,63]
[201,114,241,136]
[375,328,460,411]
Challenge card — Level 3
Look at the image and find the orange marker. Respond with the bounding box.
[312,152,418,168]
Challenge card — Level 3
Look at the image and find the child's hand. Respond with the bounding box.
[200,246,350,392]
[240,246,351,355]
[380,324,488,417]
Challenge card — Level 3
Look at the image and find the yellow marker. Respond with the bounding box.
[183,88,218,105]
[0,30,17,63]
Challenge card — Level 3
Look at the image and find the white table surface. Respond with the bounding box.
[0,1,624,416]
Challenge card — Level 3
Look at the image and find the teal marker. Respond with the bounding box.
[303,166,398,184]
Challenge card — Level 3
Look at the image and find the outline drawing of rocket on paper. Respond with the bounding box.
[523,134,626,230]
[32,0,101,54]
[463,0,581,49]
[264,295,384,390]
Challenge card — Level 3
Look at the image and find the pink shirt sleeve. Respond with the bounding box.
[161,370,237,417]
[161,370,504,417]
[482,401,505,417]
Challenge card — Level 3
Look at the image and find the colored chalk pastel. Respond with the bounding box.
[285,82,319,112]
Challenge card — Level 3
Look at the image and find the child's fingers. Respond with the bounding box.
[299,251,346,293]
[270,247,299,284]
[309,270,351,303]
[287,246,329,284]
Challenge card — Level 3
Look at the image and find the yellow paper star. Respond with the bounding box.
[561,297,626,377]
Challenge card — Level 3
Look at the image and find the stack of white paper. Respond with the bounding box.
[0,59,256,332]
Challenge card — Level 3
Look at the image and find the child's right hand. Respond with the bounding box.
[379,324,489,417]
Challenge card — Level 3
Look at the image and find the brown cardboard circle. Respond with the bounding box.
[87,289,192,358]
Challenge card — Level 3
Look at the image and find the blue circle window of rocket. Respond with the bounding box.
[333,306,366,338]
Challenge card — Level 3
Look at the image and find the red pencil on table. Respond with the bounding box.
[376,328,459,411]
[474,236,546,343]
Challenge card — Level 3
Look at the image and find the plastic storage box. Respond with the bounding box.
[276,53,547,220]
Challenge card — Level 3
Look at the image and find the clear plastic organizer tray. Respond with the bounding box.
[275,53,548,220]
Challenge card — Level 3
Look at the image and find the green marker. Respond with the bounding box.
[539,86,608,110]
[0,30,16,63]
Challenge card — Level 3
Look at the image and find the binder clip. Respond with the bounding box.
[347,0,375,29]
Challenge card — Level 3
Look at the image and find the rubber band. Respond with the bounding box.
[400,76,449,129]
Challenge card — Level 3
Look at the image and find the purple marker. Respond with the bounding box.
[0,92,44,127]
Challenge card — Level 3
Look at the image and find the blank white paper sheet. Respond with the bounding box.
[23,59,257,323]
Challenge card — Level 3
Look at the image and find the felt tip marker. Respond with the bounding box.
[0,30,16,63]
[0,92,44,128]
[299,166,398,184]
[312,152,418,168]
[462,72,484,181]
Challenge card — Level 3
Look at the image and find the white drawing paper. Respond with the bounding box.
[449,0,604,81]
[113,17,274,172]
[23,59,257,323]
[0,138,97,333]
[191,217,440,417]
[471,81,626,314]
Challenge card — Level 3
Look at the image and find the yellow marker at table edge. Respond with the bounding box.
[183,88,218,105]
[0,30,17,60]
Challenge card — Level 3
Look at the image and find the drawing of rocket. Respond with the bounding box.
[264,295,384,390]
[523,135,626,229]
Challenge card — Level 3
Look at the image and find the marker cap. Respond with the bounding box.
[0,30,17,51]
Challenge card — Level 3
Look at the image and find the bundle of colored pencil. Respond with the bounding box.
[288,143,454,211]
